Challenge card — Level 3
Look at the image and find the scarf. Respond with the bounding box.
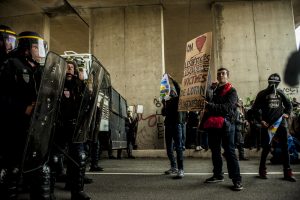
[220,82,232,96]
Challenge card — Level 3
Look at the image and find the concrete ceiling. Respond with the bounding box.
[0,0,299,26]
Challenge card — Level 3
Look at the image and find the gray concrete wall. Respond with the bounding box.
[50,14,89,55]
[0,13,50,43]
[90,5,165,149]
[0,13,89,55]
[253,1,299,99]
[213,0,299,103]
[1,1,298,150]
[164,0,213,83]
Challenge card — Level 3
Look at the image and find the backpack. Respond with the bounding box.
[270,135,299,164]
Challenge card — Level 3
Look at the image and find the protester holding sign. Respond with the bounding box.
[251,73,296,182]
[161,74,185,179]
[203,67,243,191]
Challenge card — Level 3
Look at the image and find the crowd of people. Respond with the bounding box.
[0,23,299,199]
[0,25,138,200]
[161,68,299,191]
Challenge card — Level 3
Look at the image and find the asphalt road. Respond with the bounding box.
[19,157,300,200]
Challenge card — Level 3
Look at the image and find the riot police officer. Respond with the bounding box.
[0,25,16,64]
[0,25,16,186]
[50,60,91,200]
[0,31,51,199]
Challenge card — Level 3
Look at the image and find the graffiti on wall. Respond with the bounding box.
[135,97,165,149]
[282,86,299,98]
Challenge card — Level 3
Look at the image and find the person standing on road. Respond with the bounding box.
[50,60,92,200]
[252,73,296,182]
[235,99,249,160]
[203,67,243,191]
[0,31,51,199]
[161,74,185,179]
[0,24,16,184]
[0,25,16,64]
[126,110,137,159]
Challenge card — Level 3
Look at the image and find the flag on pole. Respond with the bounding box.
[160,74,178,101]
[268,116,283,144]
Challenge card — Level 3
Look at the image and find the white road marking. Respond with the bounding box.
[86,172,300,175]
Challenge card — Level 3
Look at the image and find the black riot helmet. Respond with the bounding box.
[17,31,47,63]
[0,25,17,54]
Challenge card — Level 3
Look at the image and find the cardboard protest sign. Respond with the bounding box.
[179,32,212,111]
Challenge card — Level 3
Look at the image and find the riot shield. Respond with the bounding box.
[72,56,105,143]
[22,51,67,173]
[110,88,128,149]
[88,68,111,142]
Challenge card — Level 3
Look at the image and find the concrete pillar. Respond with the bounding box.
[50,15,89,54]
[213,1,298,102]
[164,0,213,83]
[0,13,50,45]
[91,5,164,149]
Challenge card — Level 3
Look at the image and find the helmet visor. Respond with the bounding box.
[6,34,16,52]
[37,38,46,58]
[0,29,17,52]
[18,35,47,59]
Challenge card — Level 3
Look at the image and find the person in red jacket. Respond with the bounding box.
[203,67,243,191]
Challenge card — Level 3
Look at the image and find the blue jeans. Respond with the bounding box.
[165,123,184,170]
[207,120,241,183]
[201,130,208,148]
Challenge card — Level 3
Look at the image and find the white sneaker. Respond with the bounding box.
[195,146,203,151]
[176,169,184,178]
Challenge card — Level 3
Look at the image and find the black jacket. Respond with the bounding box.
[0,56,41,124]
[206,83,238,122]
[161,79,186,125]
[252,86,292,125]
[60,78,84,123]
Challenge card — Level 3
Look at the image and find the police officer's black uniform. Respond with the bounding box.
[0,25,17,192]
[50,60,91,200]
[0,31,51,199]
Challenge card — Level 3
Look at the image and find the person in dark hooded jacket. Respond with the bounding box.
[161,75,185,179]
[252,73,296,182]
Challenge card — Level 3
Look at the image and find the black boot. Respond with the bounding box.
[259,166,267,179]
[90,141,102,172]
[84,176,93,184]
[2,168,19,200]
[117,149,122,159]
[51,154,66,183]
[284,168,297,182]
[70,150,91,200]
[30,164,52,200]
[238,145,248,160]
[71,191,91,200]
[89,164,104,172]
[127,145,135,159]
[127,143,135,159]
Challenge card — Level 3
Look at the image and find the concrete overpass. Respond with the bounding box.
[0,0,299,149]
